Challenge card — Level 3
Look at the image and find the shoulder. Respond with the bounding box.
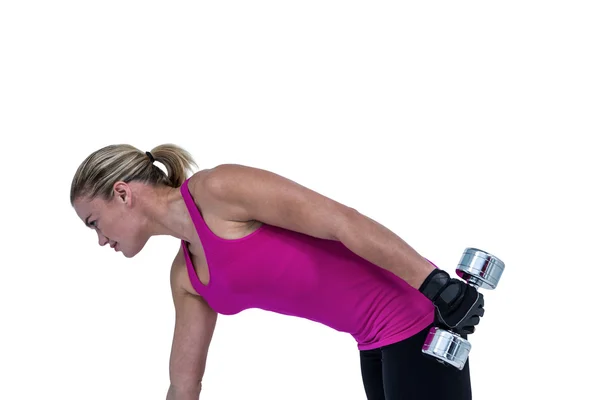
[188,163,254,195]
[169,245,199,297]
[185,164,238,198]
[169,246,187,294]
[186,164,256,221]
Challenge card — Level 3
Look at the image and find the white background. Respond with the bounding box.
[1,1,598,399]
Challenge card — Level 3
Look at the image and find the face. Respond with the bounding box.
[73,182,150,258]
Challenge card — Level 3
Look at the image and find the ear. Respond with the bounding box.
[112,181,132,205]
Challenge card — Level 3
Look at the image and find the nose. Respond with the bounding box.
[97,231,109,247]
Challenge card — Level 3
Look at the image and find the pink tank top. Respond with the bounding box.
[180,178,435,350]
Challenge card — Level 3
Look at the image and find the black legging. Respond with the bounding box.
[359,324,472,399]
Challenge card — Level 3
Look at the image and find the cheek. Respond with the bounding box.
[101,212,130,240]
[115,213,142,241]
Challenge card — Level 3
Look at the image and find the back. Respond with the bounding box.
[180,178,435,351]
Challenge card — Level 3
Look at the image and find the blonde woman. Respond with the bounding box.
[71,144,484,400]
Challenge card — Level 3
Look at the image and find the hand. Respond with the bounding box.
[419,269,485,336]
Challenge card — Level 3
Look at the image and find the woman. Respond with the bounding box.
[70,143,484,400]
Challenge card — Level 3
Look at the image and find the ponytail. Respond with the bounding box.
[148,144,197,188]
[70,143,198,204]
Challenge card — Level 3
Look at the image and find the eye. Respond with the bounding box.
[90,220,98,229]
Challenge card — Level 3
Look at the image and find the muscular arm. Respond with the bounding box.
[167,249,218,398]
[200,163,435,289]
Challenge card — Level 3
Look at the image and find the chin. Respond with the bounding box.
[120,247,139,258]
[122,240,148,258]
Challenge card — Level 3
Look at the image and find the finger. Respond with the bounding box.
[461,326,475,335]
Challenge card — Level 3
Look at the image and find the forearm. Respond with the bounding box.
[337,209,436,289]
[166,383,201,400]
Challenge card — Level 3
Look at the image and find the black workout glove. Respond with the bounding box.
[419,269,485,336]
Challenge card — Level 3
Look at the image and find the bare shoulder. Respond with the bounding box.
[186,165,256,223]
[184,168,223,218]
[186,168,211,190]
[186,164,250,195]
[169,246,187,294]
[169,245,199,297]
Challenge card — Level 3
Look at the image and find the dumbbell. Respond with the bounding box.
[421,247,505,370]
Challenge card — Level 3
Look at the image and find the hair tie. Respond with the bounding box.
[145,151,155,163]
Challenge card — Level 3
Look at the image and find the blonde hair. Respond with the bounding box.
[70,143,197,204]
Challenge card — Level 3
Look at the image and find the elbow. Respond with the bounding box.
[333,206,361,241]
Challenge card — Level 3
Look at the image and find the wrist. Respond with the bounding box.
[403,257,437,290]
[419,268,450,302]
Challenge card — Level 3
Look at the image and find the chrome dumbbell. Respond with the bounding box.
[421,247,505,370]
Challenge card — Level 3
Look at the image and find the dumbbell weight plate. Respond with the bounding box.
[422,326,471,370]
[456,247,505,290]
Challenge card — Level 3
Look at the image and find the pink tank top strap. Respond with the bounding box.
[180,178,214,242]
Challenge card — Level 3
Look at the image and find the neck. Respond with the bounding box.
[139,184,197,244]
